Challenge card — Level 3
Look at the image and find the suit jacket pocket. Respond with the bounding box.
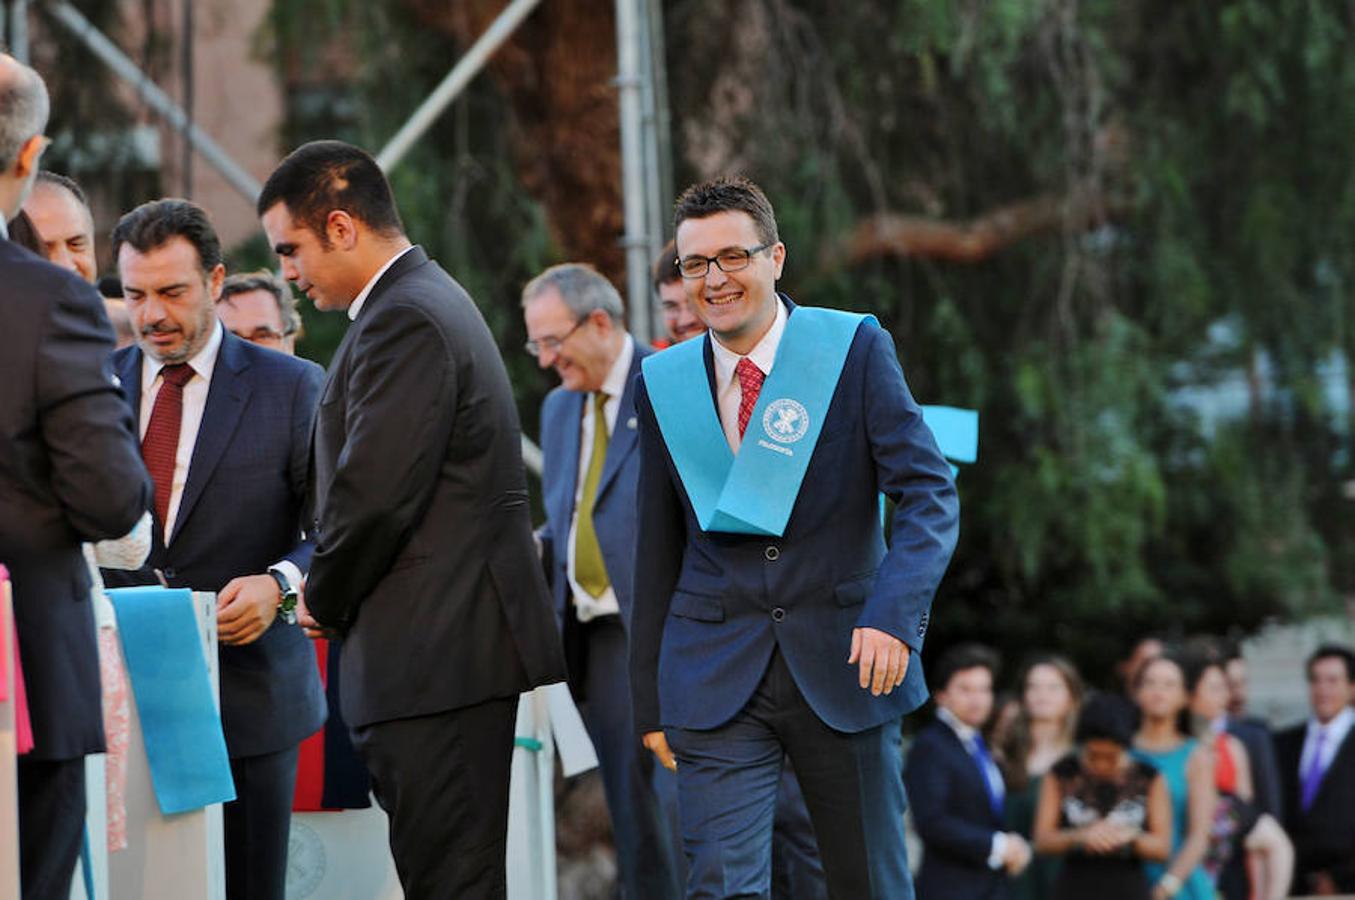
[834,571,877,607]
[669,591,725,622]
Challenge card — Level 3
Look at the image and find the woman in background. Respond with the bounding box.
[1185,648,1293,900]
[1034,692,1171,900]
[1001,655,1085,899]
[1132,653,1216,899]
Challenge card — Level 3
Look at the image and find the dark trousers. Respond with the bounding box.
[225,745,300,900]
[771,762,828,900]
[577,614,683,899]
[351,696,519,900]
[666,649,911,900]
[17,756,86,900]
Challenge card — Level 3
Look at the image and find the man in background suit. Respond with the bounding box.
[631,176,959,897]
[526,263,682,899]
[258,140,566,898]
[904,644,1030,900]
[0,53,151,900]
[103,199,326,900]
[1275,643,1355,896]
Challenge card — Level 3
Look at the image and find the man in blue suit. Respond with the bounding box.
[630,176,959,898]
[526,263,683,899]
[102,199,325,900]
[904,644,1029,900]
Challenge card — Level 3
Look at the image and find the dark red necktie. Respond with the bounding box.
[141,363,195,531]
[736,357,765,438]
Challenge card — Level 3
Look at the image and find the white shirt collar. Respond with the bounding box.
[937,706,981,744]
[349,245,416,321]
[599,334,635,400]
[141,319,224,390]
[1308,705,1355,743]
[710,296,787,390]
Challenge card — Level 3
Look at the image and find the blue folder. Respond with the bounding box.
[108,587,236,815]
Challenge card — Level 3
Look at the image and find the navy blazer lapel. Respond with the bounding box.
[595,344,649,502]
[171,333,252,544]
[115,346,143,417]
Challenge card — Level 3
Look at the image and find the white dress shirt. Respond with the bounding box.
[348,245,416,321]
[1299,705,1354,785]
[139,321,300,590]
[937,706,1009,870]
[567,335,635,622]
[709,299,788,452]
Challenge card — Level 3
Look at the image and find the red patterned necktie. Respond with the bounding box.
[736,357,765,438]
[141,363,195,531]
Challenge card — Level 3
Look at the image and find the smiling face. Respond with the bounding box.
[659,278,704,343]
[24,181,96,282]
[119,236,222,364]
[523,286,617,392]
[1308,655,1353,724]
[675,210,785,355]
[261,201,361,312]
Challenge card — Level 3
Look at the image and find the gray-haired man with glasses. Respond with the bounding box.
[216,270,302,354]
[524,263,684,899]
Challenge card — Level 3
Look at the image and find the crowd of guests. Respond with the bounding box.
[905,636,1355,899]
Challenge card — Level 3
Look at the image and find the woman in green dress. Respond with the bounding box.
[1000,655,1085,900]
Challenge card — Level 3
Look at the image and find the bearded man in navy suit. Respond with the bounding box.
[103,199,325,900]
[630,176,959,898]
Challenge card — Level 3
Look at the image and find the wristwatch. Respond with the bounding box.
[267,568,299,625]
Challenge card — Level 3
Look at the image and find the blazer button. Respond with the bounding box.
[162,567,176,579]
[771,607,786,622]
[764,545,780,561]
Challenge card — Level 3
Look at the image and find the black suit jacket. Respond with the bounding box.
[102,330,326,757]
[904,719,1010,900]
[307,246,565,728]
[0,237,151,760]
[1276,719,1355,894]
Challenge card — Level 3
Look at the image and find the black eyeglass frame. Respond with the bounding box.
[676,242,773,280]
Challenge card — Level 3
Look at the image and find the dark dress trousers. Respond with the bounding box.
[1275,720,1355,895]
[904,720,1010,900]
[0,238,151,900]
[103,331,327,900]
[630,297,959,898]
[305,246,566,898]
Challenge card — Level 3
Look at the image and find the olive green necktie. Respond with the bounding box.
[574,391,610,598]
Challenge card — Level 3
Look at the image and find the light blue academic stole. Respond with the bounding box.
[643,306,872,537]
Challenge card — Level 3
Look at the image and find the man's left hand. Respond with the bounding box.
[849,627,909,695]
[216,574,280,645]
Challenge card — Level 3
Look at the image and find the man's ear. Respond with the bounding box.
[207,263,226,301]
[14,133,47,180]
[325,210,359,251]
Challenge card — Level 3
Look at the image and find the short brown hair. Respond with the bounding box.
[673,176,779,247]
[651,238,681,291]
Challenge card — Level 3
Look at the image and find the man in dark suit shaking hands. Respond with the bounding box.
[630,176,959,897]
[0,53,151,900]
[258,141,566,899]
[104,198,327,900]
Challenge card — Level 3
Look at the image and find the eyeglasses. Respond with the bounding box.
[524,315,589,357]
[677,243,772,279]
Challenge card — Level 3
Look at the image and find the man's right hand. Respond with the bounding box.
[643,731,677,772]
[1002,833,1031,875]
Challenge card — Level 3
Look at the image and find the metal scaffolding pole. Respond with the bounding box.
[7,0,29,63]
[44,0,262,203]
[615,0,655,344]
[376,0,542,172]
